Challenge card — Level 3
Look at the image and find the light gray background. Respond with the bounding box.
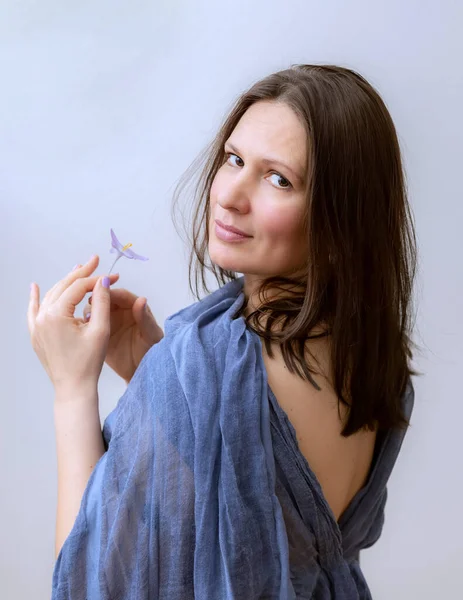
[2,1,462,598]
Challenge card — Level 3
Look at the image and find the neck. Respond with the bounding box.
[242,273,307,317]
[243,274,266,316]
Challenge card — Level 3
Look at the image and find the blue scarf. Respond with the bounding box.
[52,278,414,599]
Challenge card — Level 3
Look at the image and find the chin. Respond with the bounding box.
[208,235,239,271]
[209,247,240,273]
[207,241,246,273]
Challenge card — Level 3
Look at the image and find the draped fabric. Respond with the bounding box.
[52,278,414,599]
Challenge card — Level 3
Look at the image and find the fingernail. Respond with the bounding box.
[72,264,80,271]
[84,312,91,322]
[30,282,34,292]
[102,276,110,289]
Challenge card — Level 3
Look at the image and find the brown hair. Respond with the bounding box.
[172,64,419,436]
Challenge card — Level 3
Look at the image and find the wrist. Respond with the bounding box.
[54,382,99,405]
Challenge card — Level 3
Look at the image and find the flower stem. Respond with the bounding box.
[107,255,121,275]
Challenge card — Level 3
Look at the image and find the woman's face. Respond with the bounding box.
[208,101,308,286]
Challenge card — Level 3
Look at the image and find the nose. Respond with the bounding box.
[216,176,251,214]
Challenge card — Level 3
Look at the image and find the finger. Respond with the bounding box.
[84,287,130,322]
[27,282,40,336]
[82,303,92,322]
[133,297,162,343]
[53,273,120,317]
[42,258,96,308]
[88,276,112,334]
[43,259,94,306]
[45,255,100,307]
[89,287,138,310]
[132,296,148,326]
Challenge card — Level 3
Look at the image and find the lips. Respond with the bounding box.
[214,219,251,238]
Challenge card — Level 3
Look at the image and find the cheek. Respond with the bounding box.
[209,179,222,223]
[259,206,305,242]
[210,177,218,205]
[210,168,226,204]
[209,177,220,216]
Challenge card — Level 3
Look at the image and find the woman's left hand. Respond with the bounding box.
[27,255,120,394]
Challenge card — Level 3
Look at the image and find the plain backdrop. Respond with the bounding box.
[1,1,462,598]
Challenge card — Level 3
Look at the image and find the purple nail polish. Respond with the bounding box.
[102,276,110,289]
[72,264,79,271]
[84,312,91,321]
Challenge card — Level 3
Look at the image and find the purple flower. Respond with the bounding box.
[108,228,149,274]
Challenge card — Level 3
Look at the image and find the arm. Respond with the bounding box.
[53,385,105,558]
[50,342,196,599]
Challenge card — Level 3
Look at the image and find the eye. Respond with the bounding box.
[224,152,293,191]
[268,173,292,190]
[225,152,244,167]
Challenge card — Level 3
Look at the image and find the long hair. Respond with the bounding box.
[172,64,419,436]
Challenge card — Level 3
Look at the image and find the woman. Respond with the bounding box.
[28,64,417,599]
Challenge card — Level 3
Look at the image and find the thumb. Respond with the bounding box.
[88,276,112,333]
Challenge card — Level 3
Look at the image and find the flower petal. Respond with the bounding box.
[123,248,149,261]
[110,228,124,252]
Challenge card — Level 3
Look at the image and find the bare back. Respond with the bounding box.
[262,337,377,522]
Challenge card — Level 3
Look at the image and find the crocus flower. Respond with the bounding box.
[108,228,149,274]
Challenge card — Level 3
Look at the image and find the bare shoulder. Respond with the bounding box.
[262,336,377,521]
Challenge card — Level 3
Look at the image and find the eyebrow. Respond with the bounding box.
[225,142,305,184]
